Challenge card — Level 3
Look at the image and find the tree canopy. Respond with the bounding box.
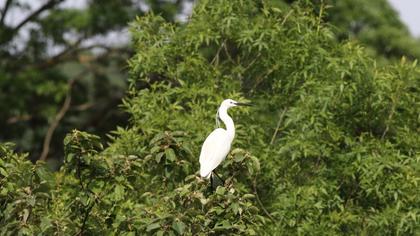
[0,0,190,163]
[1,0,419,235]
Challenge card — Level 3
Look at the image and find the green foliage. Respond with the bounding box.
[0,143,54,235]
[125,0,420,233]
[1,129,264,235]
[1,0,420,235]
[319,0,420,60]
[0,0,189,162]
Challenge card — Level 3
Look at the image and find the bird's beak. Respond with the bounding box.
[235,102,252,106]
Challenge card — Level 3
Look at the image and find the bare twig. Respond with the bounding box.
[381,103,396,139]
[270,108,287,145]
[34,37,84,69]
[0,0,13,25]
[38,79,74,161]
[76,201,95,236]
[223,42,235,64]
[242,53,261,73]
[77,43,113,52]
[316,0,325,33]
[252,178,275,222]
[38,70,87,161]
[252,63,280,92]
[49,39,83,60]
[7,114,31,124]
[72,102,94,111]
[281,9,294,26]
[12,0,63,34]
[34,41,129,70]
[210,41,225,65]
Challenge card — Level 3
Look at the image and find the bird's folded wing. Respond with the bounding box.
[199,128,230,177]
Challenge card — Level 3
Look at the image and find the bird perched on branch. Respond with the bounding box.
[199,99,251,188]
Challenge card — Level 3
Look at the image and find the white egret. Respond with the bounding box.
[199,99,251,185]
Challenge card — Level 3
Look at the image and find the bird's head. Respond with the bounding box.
[221,99,252,109]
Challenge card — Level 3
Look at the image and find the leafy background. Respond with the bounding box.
[1,0,419,235]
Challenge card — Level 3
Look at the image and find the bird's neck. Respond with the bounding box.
[219,107,235,139]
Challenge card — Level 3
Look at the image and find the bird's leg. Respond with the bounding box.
[213,170,225,185]
[210,173,214,192]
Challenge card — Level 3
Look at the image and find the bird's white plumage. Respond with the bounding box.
[199,99,250,180]
[199,128,232,178]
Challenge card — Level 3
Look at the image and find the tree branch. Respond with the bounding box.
[252,177,275,222]
[35,37,84,69]
[210,41,225,65]
[223,42,235,64]
[34,42,130,69]
[38,70,86,161]
[242,53,261,73]
[0,0,13,25]
[252,63,280,92]
[7,114,32,124]
[381,103,396,139]
[12,0,63,34]
[270,108,287,145]
[38,80,74,161]
[76,201,95,236]
[281,9,294,26]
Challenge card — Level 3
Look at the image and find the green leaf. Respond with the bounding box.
[215,186,226,195]
[172,220,186,235]
[151,133,166,144]
[243,194,255,199]
[40,217,52,231]
[151,145,161,153]
[0,167,8,177]
[146,223,161,232]
[155,152,165,163]
[231,202,240,215]
[234,153,245,162]
[214,220,232,230]
[114,184,125,201]
[165,148,176,162]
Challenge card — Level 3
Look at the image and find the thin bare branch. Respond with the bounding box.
[281,9,294,26]
[78,43,113,52]
[72,102,94,111]
[34,43,129,69]
[0,0,13,25]
[223,42,236,64]
[12,0,63,34]
[7,114,32,124]
[252,63,280,92]
[242,53,260,72]
[76,201,95,236]
[210,41,225,65]
[38,70,86,161]
[253,178,275,222]
[381,103,396,139]
[38,37,84,68]
[270,108,287,145]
